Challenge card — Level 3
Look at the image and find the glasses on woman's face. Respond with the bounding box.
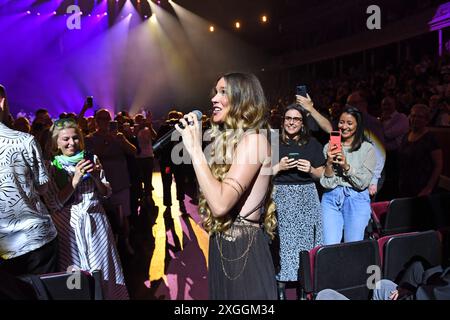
[284,116,303,123]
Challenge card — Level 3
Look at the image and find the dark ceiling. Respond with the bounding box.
[13,0,450,56]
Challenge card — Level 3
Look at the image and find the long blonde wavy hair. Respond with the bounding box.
[198,72,277,239]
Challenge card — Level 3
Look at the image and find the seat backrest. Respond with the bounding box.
[371,201,390,223]
[28,270,103,300]
[312,240,380,300]
[426,192,450,229]
[298,245,322,295]
[381,230,442,282]
[383,196,432,236]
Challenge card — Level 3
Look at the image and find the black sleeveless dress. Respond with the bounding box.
[208,203,277,300]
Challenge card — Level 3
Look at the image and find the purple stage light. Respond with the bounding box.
[26,11,31,15]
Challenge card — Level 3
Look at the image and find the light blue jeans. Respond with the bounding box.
[321,186,371,245]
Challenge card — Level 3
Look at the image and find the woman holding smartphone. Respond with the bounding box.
[272,104,325,299]
[320,106,376,245]
[43,118,128,299]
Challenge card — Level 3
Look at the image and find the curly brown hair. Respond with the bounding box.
[199,72,277,239]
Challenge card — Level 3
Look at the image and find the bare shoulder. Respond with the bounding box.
[238,132,270,149]
[234,132,271,165]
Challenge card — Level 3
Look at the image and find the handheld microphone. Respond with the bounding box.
[153,110,203,152]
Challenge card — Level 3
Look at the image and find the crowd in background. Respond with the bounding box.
[0,51,448,300]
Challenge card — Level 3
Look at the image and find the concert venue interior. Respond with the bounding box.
[0,0,449,303]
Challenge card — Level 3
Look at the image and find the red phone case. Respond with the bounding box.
[329,132,341,153]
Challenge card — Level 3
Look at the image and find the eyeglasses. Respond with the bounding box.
[284,116,303,123]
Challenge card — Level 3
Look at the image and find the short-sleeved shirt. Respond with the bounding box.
[273,137,325,185]
[0,123,57,259]
[398,131,441,197]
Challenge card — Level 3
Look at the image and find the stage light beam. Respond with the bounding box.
[150,14,157,24]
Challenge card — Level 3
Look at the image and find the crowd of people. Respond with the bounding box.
[0,52,448,301]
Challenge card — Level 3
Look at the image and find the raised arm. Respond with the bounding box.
[176,113,269,217]
[297,94,333,133]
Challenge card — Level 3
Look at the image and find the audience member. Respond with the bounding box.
[320,106,376,244]
[272,104,325,299]
[0,85,58,277]
[346,90,386,198]
[379,96,409,199]
[85,109,137,255]
[43,118,128,299]
[398,104,443,197]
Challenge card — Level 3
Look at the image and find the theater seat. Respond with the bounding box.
[378,230,442,283]
[367,201,390,239]
[298,240,380,300]
[382,196,433,236]
[22,269,103,300]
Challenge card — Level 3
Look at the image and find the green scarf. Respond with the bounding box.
[52,151,85,189]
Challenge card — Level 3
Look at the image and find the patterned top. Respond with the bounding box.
[0,123,57,259]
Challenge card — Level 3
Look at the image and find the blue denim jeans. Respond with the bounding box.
[321,186,371,245]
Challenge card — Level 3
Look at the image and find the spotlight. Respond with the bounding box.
[209,25,215,32]
[97,14,100,17]
[104,12,108,16]
[144,15,148,19]
[26,11,31,14]
[234,21,241,29]
[53,11,57,15]
[261,15,268,23]
[150,14,157,24]
[37,12,41,16]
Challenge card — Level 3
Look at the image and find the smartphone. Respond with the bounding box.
[329,131,342,153]
[84,149,94,163]
[296,85,307,97]
[86,96,93,108]
[288,152,300,160]
[109,120,118,132]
